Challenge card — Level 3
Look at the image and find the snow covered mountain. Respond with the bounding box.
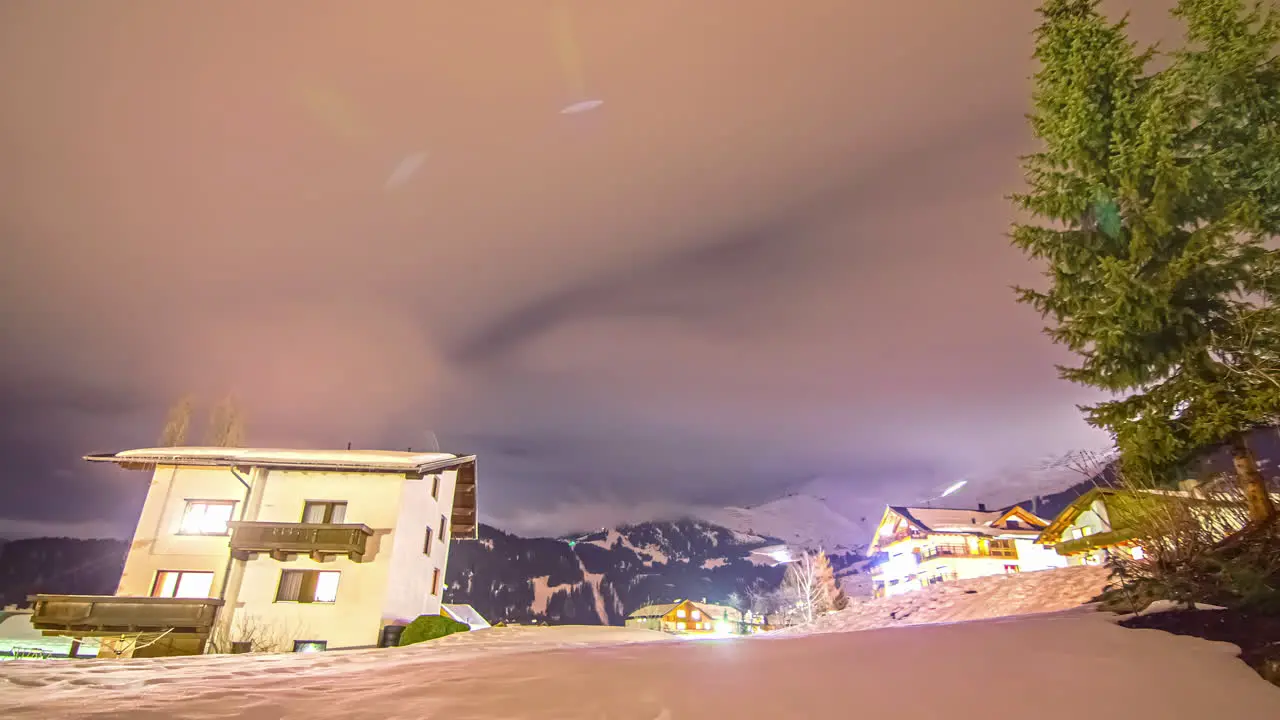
[696,493,872,555]
[444,519,817,626]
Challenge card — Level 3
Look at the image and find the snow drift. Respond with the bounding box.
[781,565,1114,635]
[1,608,1277,718]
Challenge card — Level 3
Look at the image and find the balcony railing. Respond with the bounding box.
[1054,529,1133,556]
[228,521,374,562]
[921,545,1017,561]
[28,595,223,635]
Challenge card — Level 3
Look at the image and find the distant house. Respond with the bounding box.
[442,603,490,630]
[626,599,766,635]
[867,504,1067,598]
[1034,484,1271,565]
[28,446,478,658]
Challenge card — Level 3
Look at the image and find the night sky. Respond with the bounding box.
[0,2,1180,540]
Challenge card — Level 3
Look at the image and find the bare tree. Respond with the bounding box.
[782,552,825,625]
[205,395,246,447]
[158,395,195,446]
[208,613,311,654]
[99,628,174,659]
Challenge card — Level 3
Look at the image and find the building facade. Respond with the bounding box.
[1034,485,1271,565]
[867,505,1067,598]
[626,599,766,635]
[29,447,477,657]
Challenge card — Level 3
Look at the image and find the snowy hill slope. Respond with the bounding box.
[775,565,1113,635]
[696,493,870,554]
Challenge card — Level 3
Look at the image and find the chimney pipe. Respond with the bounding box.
[977,503,987,512]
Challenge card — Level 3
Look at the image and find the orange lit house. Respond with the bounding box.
[626,599,763,635]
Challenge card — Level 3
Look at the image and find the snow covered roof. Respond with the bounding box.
[869,505,1049,552]
[84,447,470,474]
[85,447,480,540]
[627,603,681,619]
[441,604,491,630]
[695,603,743,624]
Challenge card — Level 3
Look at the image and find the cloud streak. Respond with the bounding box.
[0,1,1180,539]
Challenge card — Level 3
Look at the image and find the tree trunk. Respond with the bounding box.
[1230,433,1276,525]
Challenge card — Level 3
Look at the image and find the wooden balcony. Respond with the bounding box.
[1054,529,1133,556]
[228,521,373,562]
[28,595,223,635]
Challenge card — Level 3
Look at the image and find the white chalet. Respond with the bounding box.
[867,504,1067,598]
[28,447,477,657]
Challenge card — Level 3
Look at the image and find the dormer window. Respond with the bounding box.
[1007,519,1021,529]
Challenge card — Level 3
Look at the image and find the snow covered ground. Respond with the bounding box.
[2,605,1277,718]
[786,565,1115,634]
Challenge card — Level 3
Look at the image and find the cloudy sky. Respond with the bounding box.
[0,1,1182,539]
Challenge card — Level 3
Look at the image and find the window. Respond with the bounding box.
[1130,546,1146,561]
[431,568,442,596]
[431,474,441,500]
[676,608,686,618]
[692,610,701,621]
[1006,519,1021,529]
[423,527,434,555]
[438,515,447,542]
[1069,525,1095,540]
[276,570,341,603]
[1004,564,1020,574]
[676,622,686,631]
[178,501,235,535]
[151,571,215,599]
[302,502,347,524]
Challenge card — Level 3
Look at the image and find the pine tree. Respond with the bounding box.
[812,551,849,612]
[1012,0,1280,524]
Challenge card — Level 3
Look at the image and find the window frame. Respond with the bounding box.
[176,500,237,536]
[150,570,216,599]
[423,526,434,555]
[438,515,447,542]
[301,501,348,525]
[275,569,342,604]
[431,474,441,500]
[431,568,442,596]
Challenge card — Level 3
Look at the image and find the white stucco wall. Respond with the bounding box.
[116,465,246,597]
[1013,538,1068,572]
[223,469,408,650]
[379,469,458,624]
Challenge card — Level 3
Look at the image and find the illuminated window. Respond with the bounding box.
[676,622,686,630]
[302,502,347,524]
[676,609,686,618]
[152,570,214,598]
[1069,525,1094,540]
[276,570,341,603]
[178,501,235,536]
[1130,546,1146,560]
[691,610,701,621]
